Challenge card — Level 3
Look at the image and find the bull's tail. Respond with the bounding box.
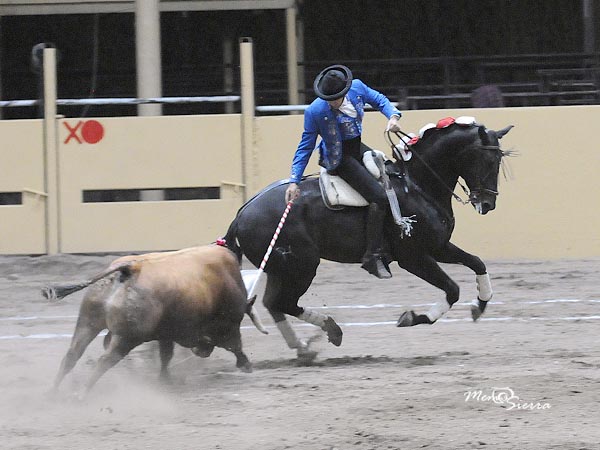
[42,261,134,301]
[246,295,269,335]
[42,282,90,300]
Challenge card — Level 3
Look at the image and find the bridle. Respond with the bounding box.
[385,130,502,206]
[462,143,504,203]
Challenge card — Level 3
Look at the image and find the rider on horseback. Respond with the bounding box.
[285,65,402,279]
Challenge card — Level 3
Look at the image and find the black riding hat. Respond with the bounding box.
[313,65,353,101]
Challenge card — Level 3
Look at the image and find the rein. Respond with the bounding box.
[385,130,471,205]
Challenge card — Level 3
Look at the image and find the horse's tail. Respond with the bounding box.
[41,261,133,301]
[222,178,294,263]
[223,217,243,263]
[223,211,269,335]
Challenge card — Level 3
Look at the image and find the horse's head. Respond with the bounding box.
[455,124,514,215]
[390,119,515,216]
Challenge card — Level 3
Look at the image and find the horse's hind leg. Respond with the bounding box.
[264,268,343,349]
[266,283,306,352]
[396,254,460,327]
[263,274,317,359]
[433,241,493,321]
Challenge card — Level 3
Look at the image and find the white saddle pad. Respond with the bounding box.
[319,150,385,209]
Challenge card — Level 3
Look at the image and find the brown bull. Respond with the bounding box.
[42,245,266,395]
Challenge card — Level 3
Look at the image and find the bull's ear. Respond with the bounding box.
[496,125,514,139]
[478,125,490,145]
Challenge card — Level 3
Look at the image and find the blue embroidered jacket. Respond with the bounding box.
[290,79,401,184]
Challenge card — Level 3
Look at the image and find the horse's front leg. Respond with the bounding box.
[432,241,493,321]
[396,254,459,327]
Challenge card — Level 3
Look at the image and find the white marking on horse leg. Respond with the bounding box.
[425,300,451,322]
[298,308,327,328]
[275,319,306,349]
[476,273,493,301]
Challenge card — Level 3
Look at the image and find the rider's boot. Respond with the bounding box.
[361,203,392,279]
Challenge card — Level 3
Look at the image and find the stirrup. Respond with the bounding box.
[361,256,392,279]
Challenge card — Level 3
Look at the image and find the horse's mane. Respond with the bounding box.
[411,122,480,152]
[398,120,517,183]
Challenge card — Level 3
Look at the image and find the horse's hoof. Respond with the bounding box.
[470,304,482,321]
[397,310,417,327]
[471,299,487,322]
[323,317,343,346]
[361,258,392,279]
[296,335,320,363]
[297,347,318,364]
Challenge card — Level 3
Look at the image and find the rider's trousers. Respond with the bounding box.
[330,137,388,207]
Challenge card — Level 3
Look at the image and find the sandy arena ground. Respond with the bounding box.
[1,253,599,450]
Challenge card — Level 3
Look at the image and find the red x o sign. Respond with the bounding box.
[63,120,104,144]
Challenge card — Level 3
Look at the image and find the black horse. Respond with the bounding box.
[224,119,514,356]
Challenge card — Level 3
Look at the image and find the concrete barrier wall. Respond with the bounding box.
[254,105,600,260]
[1,106,599,258]
[56,114,244,253]
[0,120,47,254]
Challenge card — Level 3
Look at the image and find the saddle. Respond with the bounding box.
[319,148,416,237]
[319,115,478,209]
[319,150,386,209]
[319,142,412,209]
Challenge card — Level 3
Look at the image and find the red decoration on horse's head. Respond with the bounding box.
[216,238,227,247]
[436,117,456,128]
[407,136,420,146]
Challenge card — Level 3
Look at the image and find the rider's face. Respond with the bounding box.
[327,97,344,109]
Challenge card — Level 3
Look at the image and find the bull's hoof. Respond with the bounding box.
[323,316,343,347]
[238,362,253,373]
[471,299,488,322]
[69,390,87,403]
[45,387,60,400]
[396,310,417,327]
[192,345,214,358]
[159,371,173,384]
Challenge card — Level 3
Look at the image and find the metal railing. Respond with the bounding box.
[0,96,240,108]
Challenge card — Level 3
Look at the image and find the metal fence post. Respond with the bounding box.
[240,37,256,201]
[43,47,59,254]
[286,6,299,109]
